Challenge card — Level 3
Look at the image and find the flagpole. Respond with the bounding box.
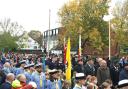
[64,37,66,64]
[109,19,111,60]
[78,27,82,60]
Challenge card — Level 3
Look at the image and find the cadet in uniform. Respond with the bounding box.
[24,63,34,83]
[47,69,62,89]
[15,60,26,75]
[73,73,86,89]
[31,63,45,89]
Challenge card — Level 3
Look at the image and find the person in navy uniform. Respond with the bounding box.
[46,57,54,70]
[47,69,62,89]
[0,73,15,89]
[15,60,26,75]
[84,58,96,76]
[56,58,65,72]
[31,63,46,89]
[74,60,84,73]
[73,73,86,89]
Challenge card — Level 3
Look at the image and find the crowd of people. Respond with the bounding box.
[0,52,128,89]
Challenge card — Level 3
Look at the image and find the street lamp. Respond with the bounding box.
[103,14,114,60]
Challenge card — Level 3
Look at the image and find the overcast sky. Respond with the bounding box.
[0,0,69,32]
[0,0,118,32]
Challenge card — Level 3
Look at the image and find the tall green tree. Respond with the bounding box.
[111,0,128,53]
[58,0,109,52]
[0,18,25,50]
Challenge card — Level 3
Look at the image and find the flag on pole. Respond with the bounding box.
[78,34,81,60]
[64,37,67,65]
[66,37,71,81]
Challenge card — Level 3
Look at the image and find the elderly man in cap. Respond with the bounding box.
[73,73,86,89]
[47,69,62,89]
[15,60,26,75]
[31,63,46,89]
[12,74,36,89]
[117,79,128,89]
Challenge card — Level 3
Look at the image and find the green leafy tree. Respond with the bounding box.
[0,18,25,51]
[111,0,128,54]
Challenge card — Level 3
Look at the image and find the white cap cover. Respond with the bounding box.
[29,81,37,88]
[118,79,128,88]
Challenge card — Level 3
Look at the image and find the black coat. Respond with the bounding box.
[0,70,6,85]
[110,65,119,86]
[74,64,84,73]
[84,64,96,76]
[119,69,128,81]
[0,82,12,89]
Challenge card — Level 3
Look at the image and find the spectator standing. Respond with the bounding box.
[74,60,84,73]
[84,58,95,76]
[110,62,119,86]
[0,73,15,89]
[119,63,128,81]
[97,60,111,86]
[119,57,127,70]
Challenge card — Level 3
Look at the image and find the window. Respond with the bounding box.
[53,30,55,35]
[52,30,53,36]
[43,32,45,38]
[50,30,52,36]
[46,31,48,37]
[56,28,58,35]
[34,46,37,49]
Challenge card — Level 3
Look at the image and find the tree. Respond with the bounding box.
[0,18,25,50]
[0,32,18,50]
[28,30,43,47]
[58,0,109,52]
[111,0,128,54]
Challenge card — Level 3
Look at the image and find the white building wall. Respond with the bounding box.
[17,33,40,50]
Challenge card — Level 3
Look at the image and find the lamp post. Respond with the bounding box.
[103,14,113,60]
[47,9,51,57]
